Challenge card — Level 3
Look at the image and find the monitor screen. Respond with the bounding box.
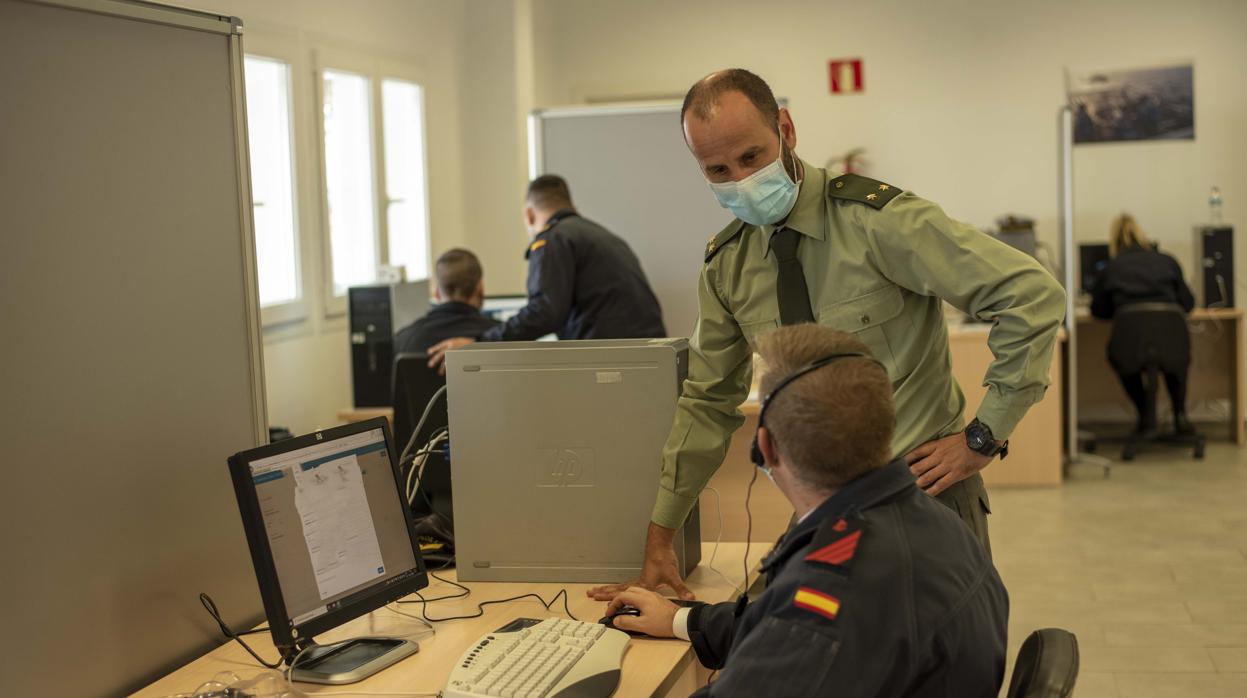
[231,421,425,642]
[1079,243,1111,295]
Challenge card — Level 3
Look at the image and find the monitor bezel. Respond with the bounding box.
[227,417,428,655]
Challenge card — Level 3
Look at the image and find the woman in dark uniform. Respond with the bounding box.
[1090,214,1196,434]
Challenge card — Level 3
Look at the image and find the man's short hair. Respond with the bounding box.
[756,325,895,491]
[681,68,780,131]
[435,248,483,301]
[527,174,573,212]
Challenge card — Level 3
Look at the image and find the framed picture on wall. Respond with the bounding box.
[1066,63,1194,144]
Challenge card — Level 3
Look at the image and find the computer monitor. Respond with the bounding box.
[446,338,701,584]
[481,295,556,341]
[481,294,529,323]
[392,353,451,520]
[228,418,428,684]
[1079,243,1111,295]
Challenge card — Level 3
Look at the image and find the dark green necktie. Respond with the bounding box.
[770,227,815,325]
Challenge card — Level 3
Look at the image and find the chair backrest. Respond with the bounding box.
[1108,302,1190,375]
[392,353,451,517]
[1006,628,1080,698]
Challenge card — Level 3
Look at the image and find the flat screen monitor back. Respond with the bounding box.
[392,353,451,520]
[446,339,697,583]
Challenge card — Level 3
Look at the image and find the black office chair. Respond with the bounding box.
[1006,628,1080,698]
[1108,303,1205,461]
[392,353,451,519]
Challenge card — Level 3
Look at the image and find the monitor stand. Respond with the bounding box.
[287,636,419,685]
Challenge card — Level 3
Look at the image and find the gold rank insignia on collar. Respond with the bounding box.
[827,173,903,210]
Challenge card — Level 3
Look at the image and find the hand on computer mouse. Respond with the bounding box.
[603,587,679,638]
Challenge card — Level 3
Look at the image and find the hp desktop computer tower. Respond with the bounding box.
[349,282,431,407]
[446,339,702,583]
[1193,225,1234,308]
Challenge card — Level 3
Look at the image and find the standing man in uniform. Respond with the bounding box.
[591,68,1064,601]
[602,325,1009,696]
[428,175,665,366]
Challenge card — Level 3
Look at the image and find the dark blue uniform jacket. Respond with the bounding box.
[481,209,666,341]
[687,459,1009,697]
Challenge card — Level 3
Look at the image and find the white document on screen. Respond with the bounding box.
[293,454,386,600]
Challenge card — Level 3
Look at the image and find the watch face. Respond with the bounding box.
[967,425,989,450]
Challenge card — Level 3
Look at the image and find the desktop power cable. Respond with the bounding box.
[198,593,282,670]
[399,567,579,624]
[397,385,448,469]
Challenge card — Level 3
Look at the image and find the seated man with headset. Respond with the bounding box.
[601,325,1009,696]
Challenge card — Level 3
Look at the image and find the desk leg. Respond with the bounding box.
[1235,316,1245,446]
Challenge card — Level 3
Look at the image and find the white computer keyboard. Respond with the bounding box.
[442,617,629,698]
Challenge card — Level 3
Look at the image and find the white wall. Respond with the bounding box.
[528,0,1247,292]
[164,0,472,434]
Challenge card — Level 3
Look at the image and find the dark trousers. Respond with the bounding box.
[1116,367,1188,427]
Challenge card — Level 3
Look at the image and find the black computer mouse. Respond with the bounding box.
[598,605,645,636]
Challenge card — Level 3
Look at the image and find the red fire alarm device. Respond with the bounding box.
[829,58,864,94]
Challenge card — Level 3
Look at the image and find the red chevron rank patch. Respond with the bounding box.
[804,529,861,567]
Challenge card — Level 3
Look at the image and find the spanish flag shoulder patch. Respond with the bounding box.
[793,586,841,621]
[529,239,547,253]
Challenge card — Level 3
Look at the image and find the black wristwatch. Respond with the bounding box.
[965,419,1008,460]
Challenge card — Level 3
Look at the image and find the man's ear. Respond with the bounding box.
[758,426,781,469]
[524,205,536,228]
[779,107,797,150]
[432,286,444,303]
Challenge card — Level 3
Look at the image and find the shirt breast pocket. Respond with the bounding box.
[818,285,914,380]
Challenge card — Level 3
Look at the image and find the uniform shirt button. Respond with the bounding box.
[860,314,870,325]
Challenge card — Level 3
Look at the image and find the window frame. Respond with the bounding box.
[243,39,310,327]
[314,47,432,317]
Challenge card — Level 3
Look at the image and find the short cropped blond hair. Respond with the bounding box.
[755,325,895,491]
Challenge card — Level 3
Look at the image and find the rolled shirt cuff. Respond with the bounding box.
[651,485,699,530]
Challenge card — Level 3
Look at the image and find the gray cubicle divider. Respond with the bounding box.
[529,103,735,340]
[0,1,267,695]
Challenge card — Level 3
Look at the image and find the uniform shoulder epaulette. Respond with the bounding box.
[704,219,747,263]
[827,173,903,210]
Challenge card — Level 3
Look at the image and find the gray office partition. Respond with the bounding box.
[530,104,735,340]
[0,1,267,695]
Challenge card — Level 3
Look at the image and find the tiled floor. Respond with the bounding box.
[992,442,1247,697]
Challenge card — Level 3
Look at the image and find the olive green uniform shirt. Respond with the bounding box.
[651,161,1066,529]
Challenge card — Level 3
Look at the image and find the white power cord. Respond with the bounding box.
[700,487,734,588]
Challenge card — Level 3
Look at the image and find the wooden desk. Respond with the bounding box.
[131,544,765,698]
[1074,307,1244,444]
[338,406,394,426]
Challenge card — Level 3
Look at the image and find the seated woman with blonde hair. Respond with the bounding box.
[1090,214,1196,434]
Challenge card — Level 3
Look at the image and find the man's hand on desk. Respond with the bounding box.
[587,522,696,602]
[427,337,476,373]
[605,587,679,638]
[905,433,993,496]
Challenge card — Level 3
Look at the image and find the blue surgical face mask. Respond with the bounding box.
[708,130,799,226]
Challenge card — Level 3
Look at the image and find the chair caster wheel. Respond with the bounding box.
[1194,441,1205,459]
[1121,448,1136,462]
